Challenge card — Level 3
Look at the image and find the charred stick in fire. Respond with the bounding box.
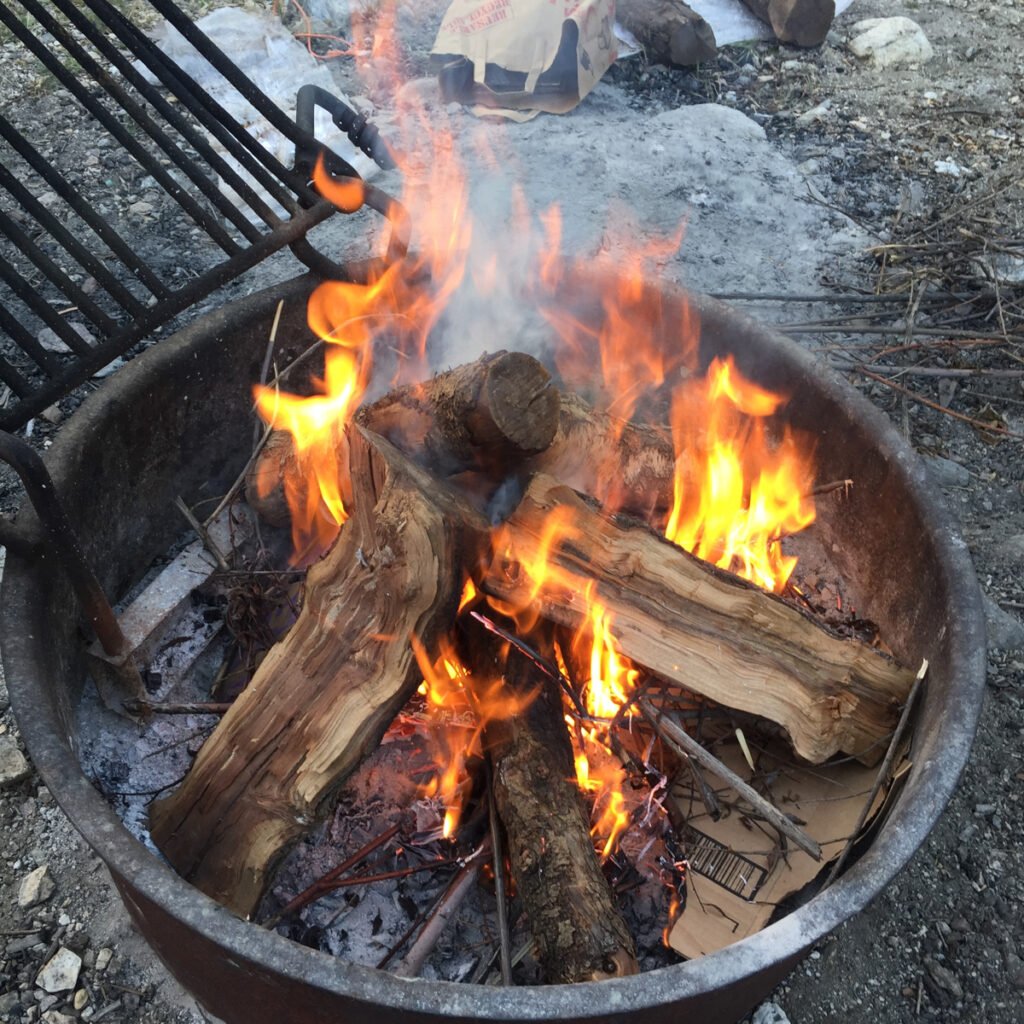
[263,823,401,928]
[825,660,928,886]
[460,618,639,983]
[487,775,514,986]
[393,839,491,979]
[638,697,822,861]
[482,474,916,766]
[150,426,490,917]
[246,351,560,524]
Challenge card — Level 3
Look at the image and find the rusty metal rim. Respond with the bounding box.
[1,273,987,1019]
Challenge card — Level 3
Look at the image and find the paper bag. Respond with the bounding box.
[431,0,616,119]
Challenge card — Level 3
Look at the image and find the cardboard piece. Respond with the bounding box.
[668,740,903,959]
[431,0,617,119]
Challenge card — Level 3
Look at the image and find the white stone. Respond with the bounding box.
[0,735,30,787]
[36,321,95,355]
[73,989,89,1011]
[94,947,113,972]
[934,158,964,177]
[849,17,934,67]
[36,947,82,994]
[753,1001,792,1024]
[17,865,55,908]
[42,1012,78,1024]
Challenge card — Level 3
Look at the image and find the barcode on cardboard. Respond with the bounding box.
[680,824,768,901]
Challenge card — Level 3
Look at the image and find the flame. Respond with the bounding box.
[664,356,816,592]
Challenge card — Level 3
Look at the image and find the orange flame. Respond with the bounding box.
[665,356,816,592]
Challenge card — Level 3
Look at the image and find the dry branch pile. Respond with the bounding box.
[147,350,915,982]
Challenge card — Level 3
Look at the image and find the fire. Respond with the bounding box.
[664,356,816,592]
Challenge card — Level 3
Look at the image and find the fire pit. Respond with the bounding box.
[0,264,985,1022]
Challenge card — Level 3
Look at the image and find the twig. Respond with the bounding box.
[638,697,822,861]
[174,496,229,571]
[263,823,400,927]
[123,700,232,715]
[833,363,1024,380]
[825,660,928,887]
[488,780,514,985]
[810,479,853,498]
[393,840,490,978]
[708,290,982,304]
[204,423,274,528]
[854,368,1024,439]
[785,325,1019,339]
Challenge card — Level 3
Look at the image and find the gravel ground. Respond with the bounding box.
[2,1,1023,1022]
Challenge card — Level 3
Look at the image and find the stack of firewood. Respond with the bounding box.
[145,350,914,984]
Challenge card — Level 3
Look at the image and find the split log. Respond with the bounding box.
[461,619,639,983]
[481,474,916,766]
[616,0,717,67]
[740,0,835,48]
[150,425,489,917]
[246,351,560,521]
[527,390,676,519]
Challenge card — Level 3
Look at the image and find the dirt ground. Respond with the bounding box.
[1,0,1023,1022]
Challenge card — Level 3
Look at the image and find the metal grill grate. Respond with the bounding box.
[0,0,400,430]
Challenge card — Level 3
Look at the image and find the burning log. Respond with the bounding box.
[482,475,916,766]
[615,0,718,67]
[246,350,560,521]
[739,0,835,47]
[461,619,639,983]
[149,425,489,916]
[527,390,676,519]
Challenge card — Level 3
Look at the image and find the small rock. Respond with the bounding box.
[0,735,31,787]
[922,454,969,488]
[73,989,88,1011]
[924,957,963,1001]
[41,1012,77,1024]
[984,596,1024,652]
[17,865,55,908]
[127,200,154,216]
[94,948,113,972]
[36,948,82,994]
[934,158,964,177]
[752,1001,791,1024]
[796,99,832,127]
[849,17,933,67]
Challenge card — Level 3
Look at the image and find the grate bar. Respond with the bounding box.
[82,0,303,215]
[0,200,340,431]
[0,2,243,256]
[0,204,117,340]
[0,352,33,398]
[0,268,66,376]
[16,0,265,245]
[49,0,287,231]
[85,0,315,208]
[0,161,145,317]
[0,111,170,301]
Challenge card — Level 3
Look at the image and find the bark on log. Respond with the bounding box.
[150,425,489,916]
[246,351,559,521]
[526,390,676,519]
[740,0,835,47]
[461,619,639,983]
[616,0,717,67]
[481,474,916,766]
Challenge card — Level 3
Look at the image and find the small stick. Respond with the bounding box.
[204,423,274,528]
[488,780,514,986]
[264,823,400,927]
[174,496,230,571]
[825,660,927,886]
[854,368,1024,439]
[810,479,853,498]
[833,363,1024,381]
[123,700,232,715]
[638,697,822,861]
[393,840,489,978]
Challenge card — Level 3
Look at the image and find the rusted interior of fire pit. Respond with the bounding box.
[1,268,985,1024]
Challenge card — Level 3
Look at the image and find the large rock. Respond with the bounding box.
[0,735,30,788]
[36,948,82,994]
[849,17,933,67]
[17,864,55,908]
